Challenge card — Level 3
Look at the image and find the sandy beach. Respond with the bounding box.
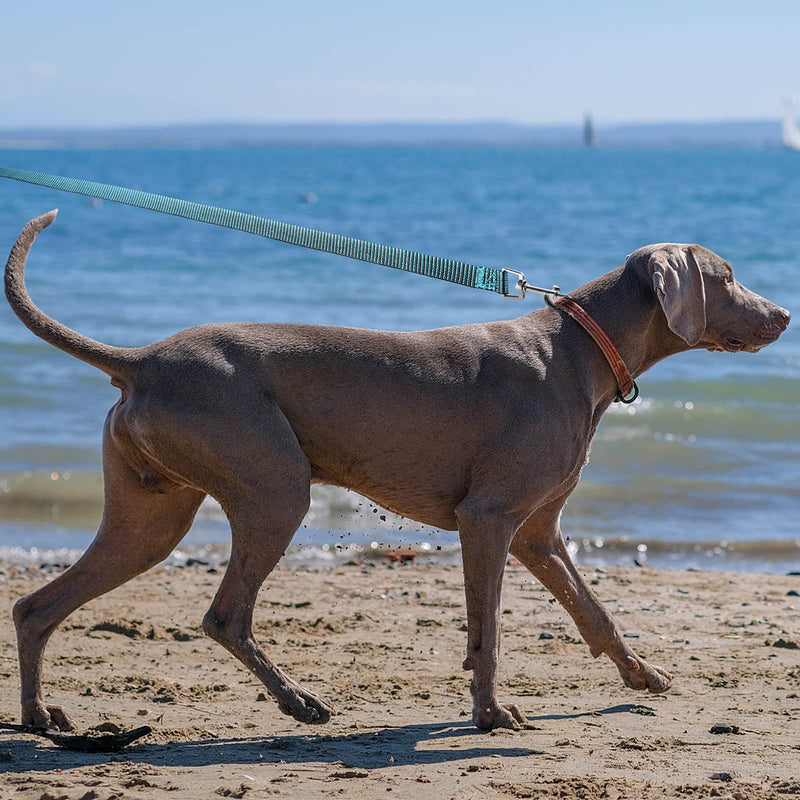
[0,559,798,799]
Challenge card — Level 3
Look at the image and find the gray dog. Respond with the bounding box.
[5,210,790,732]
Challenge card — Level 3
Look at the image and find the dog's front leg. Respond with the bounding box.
[510,497,671,694]
[457,501,526,730]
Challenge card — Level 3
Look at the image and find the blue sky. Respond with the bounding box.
[2,1,799,128]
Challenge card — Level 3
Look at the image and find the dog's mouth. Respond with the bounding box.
[705,337,744,353]
[724,337,744,353]
[744,328,786,352]
[705,330,783,353]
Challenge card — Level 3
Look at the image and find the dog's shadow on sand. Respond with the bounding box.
[1,705,648,774]
[1,720,536,773]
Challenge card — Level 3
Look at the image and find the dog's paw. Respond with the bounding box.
[277,688,334,725]
[473,702,526,731]
[24,704,78,732]
[617,654,672,694]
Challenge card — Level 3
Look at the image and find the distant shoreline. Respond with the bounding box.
[0,118,787,149]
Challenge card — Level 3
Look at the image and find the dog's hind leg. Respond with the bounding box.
[510,494,671,694]
[201,503,334,724]
[13,416,205,731]
[198,422,333,725]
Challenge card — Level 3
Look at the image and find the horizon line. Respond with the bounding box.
[0,116,788,133]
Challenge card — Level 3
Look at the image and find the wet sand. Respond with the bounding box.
[1,560,798,799]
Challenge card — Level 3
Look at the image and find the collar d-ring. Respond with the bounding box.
[615,380,639,404]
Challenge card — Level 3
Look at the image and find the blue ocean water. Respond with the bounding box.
[0,146,798,571]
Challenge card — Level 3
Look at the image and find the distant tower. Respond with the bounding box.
[583,113,596,147]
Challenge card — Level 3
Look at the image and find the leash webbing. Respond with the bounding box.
[1,166,527,298]
[2,165,641,402]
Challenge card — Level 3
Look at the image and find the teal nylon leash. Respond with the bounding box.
[0,166,564,300]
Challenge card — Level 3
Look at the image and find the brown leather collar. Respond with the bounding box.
[546,295,638,403]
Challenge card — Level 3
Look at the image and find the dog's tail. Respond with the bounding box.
[4,210,134,379]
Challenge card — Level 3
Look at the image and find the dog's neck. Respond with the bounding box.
[533,261,692,404]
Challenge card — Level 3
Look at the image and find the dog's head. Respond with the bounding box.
[628,243,790,352]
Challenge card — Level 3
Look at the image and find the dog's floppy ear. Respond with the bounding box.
[648,246,706,346]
